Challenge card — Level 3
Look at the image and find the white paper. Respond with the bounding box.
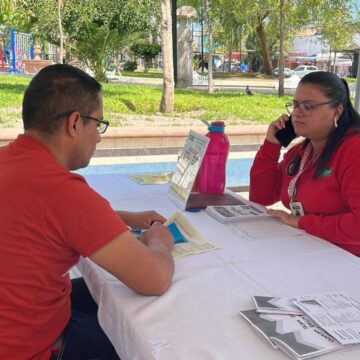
[252,296,303,315]
[229,217,303,241]
[293,293,360,345]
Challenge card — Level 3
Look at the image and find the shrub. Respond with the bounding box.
[130,43,161,70]
[123,61,138,72]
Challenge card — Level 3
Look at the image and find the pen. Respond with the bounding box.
[186,208,202,212]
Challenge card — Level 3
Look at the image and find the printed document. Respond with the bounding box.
[239,309,345,359]
[252,296,303,315]
[128,172,173,185]
[167,130,209,210]
[206,203,268,223]
[229,217,303,241]
[164,212,217,259]
[293,293,360,345]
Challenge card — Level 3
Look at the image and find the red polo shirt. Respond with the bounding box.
[0,135,127,359]
[250,133,360,256]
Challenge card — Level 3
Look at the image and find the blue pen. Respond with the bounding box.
[186,208,202,212]
[130,228,144,240]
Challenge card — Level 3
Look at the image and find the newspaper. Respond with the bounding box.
[164,212,217,259]
[293,293,360,345]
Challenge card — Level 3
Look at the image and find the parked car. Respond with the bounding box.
[272,67,294,76]
[293,65,318,77]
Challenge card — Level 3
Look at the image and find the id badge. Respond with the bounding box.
[290,201,304,216]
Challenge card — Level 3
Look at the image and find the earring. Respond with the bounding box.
[334,117,338,128]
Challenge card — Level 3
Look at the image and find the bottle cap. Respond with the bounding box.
[209,121,225,132]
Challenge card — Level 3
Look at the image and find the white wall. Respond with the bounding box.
[290,35,329,56]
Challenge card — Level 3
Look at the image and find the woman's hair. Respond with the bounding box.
[299,71,360,177]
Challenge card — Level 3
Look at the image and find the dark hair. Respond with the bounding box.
[22,64,102,133]
[299,71,360,177]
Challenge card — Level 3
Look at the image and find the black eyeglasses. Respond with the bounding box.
[51,111,110,134]
[80,114,109,134]
[286,100,337,116]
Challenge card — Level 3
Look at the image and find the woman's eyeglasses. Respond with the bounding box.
[285,100,336,116]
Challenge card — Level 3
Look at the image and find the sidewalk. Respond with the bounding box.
[121,75,277,88]
[110,75,297,94]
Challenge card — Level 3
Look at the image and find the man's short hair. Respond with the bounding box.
[22,64,102,133]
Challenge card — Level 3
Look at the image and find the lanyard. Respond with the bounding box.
[287,143,312,202]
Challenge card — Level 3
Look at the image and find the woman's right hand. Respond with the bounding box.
[266,114,290,144]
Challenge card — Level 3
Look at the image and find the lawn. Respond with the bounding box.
[0,74,292,128]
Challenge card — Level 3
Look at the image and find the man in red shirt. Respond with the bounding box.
[0,64,174,359]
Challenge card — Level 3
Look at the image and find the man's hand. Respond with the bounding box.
[116,210,166,229]
[139,222,174,252]
[267,208,300,228]
[90,221,174,296]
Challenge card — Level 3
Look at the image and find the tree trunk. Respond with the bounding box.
[239,25,242,64]
[333,51,337,74]
[278,0,285,96]
[159,0,174,113]
[57,0,63,64]
[228,31,232,72]
[204,0,214,94]
[256,13,272,74]
[328,48,332,71]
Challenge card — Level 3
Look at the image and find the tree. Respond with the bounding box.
[203,0,214,93]
[159,0,174,113]
[278,0,285,96]
[7,0,160,81]
[130,43,161,71]
[313,0,355,71]
[57,0,64,64]
[63,0,160,80]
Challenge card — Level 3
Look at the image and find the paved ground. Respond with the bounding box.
[110,74,299,95]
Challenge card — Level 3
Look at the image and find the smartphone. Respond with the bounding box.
[275,116,296,147]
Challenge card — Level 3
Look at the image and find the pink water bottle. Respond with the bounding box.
[198,121,230,194]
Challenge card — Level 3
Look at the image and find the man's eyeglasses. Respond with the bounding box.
[80,115,109,134]
[286,100,337,116]
[51,111,110,134]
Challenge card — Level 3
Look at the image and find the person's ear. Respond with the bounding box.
[66,112,81,137]
[334,104,344,120]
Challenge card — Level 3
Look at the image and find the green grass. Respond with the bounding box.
[344,76,356,84]
[0,74,292,127]
[122,70,163,78]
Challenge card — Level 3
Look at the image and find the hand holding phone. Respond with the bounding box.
[275,116,296,147]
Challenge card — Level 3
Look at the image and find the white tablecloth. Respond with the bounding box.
[78,174,360,360]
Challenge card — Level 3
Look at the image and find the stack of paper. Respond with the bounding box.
[239,293,360,359]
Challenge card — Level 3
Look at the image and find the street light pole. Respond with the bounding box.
[355,50,360,112]
[171,0,177,86]
[201,14,204,72]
